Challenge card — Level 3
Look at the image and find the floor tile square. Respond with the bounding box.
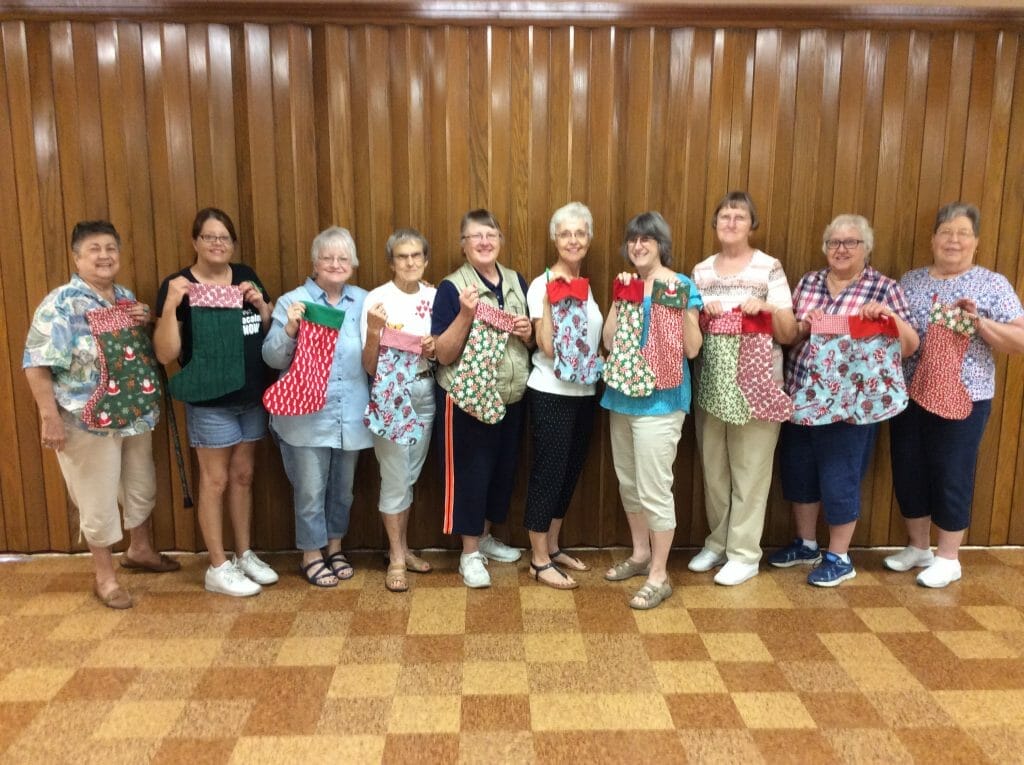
[934,630,1019,659]
[326,662,401,697]
[529,692,674,731]
[854,606,929,632]
[462,661,529,695]
[651,660,727,694]
[388,695,461,733]
[460,693,530,731]
[701,632,772,662]
[95,699,186,738]
[663,692,744,728]
[731,691,816,729]
[524,633,586,663]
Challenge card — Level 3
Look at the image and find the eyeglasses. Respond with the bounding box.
[462,232,501,243]
[317,254,352,265]
[627,235,657,247]
[556,229,589,241]
[935,228,976,240]
[825,239,864,251]
[198,234,233,245]
[716,214,750,225]
[393,252,425,263]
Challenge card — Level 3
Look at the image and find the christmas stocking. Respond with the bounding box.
[640,280,688,390]
[790,314,907,425]
[847,315,907,422]
[908,301,976,420]
[81,302,162,430]
[697,311,751,425]
[262,302,345,416]
[603,278,656,397]
[364,327,426,444]
[547,277,603,385]
[737,311,793,422]
[448,302,518,424]
[168,284,246,403]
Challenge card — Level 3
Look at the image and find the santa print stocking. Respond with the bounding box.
[81,302,162,430]
[908,300,977,420]
[603,278,656,397]
[363,328,426,444]
[737,311,793,422]
[547,277,603,385]
[640,280,688,390]
[262,302,345,416]
[448,302,519,424]
[168,284,246,403]
[697,311,750,424]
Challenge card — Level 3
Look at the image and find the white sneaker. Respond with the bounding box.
[916,557,962,588]
[234,550,279,585]
[459,551,491,588]
[883,545,935,572]
[714,560,760,586]
[205,560,261,597]
[478,534,522,563]
[688,547,726,572]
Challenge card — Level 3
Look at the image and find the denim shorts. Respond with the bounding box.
[185,402,268,448]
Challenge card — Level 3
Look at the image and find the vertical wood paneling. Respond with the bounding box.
[2,16,1023,552]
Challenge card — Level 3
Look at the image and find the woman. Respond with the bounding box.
[602,211,703,609]
[689,191,798,586]
[24,220,178,609]
[155,207,277,597]
[263,227,373,587]
[773,215,918,586]
[432,209,532,589]
[360,228,437,592]
[524,202,604,589]
[887,203,1024,587]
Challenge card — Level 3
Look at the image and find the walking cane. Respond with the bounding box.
[160,367,194,508]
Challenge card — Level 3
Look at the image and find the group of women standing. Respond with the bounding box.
[23,197,1024,610]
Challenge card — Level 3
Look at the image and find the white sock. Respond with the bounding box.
[802,539,819,551]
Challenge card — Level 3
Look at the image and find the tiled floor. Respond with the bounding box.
[1,547,1023,764]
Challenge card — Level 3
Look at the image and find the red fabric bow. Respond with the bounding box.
[547,277,590,303]
[612,277,645,302]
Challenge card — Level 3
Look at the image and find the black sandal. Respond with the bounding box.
[530,561,579,590]
[325,551,354,580]
[550,548,590,571]
[300,558,338,588]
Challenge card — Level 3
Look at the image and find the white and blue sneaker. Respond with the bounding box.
[807,551,856,587]
[769,540,822,568]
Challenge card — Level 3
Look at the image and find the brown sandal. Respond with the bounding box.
[404,551,432,574]
[385,562,408,593]
[530,561,578,590]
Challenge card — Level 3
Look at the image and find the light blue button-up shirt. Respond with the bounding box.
[262,277,373,450]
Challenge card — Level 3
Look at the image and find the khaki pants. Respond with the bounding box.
[695,408,780,563]
[56,426,156,548]
[609,411,685,533]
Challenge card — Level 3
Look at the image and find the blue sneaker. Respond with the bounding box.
[807,552,856,587]
[769,539,822,568]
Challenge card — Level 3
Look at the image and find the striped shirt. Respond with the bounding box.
[784,266,911,395]
[692,249,793,381]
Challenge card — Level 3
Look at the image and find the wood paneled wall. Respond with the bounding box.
[2,8,1023,553]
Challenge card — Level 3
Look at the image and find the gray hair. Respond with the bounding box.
[549,202,594,241]
[621,211,672,266]
[384,228,430,266]
[310,226,358,268]
[822,214,874,259]
[934,202,980,236]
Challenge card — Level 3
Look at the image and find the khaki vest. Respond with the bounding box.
[435,261,531,405]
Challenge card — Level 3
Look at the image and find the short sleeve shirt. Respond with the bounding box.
[900,266,1024,401]
[23,274,156,436]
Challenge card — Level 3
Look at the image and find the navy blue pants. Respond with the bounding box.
[523,389,596,533]
[435,385,525,536]
[890,398,991,532]
[779,420,878,526]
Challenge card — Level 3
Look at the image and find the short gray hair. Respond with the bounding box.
[549,202,594,241]
[934,202,980,236]
[822,214,874,258]
[310,226,358,268]
[384,228,430,266]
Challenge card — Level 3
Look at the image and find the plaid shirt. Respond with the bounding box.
[784,266,911,394]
